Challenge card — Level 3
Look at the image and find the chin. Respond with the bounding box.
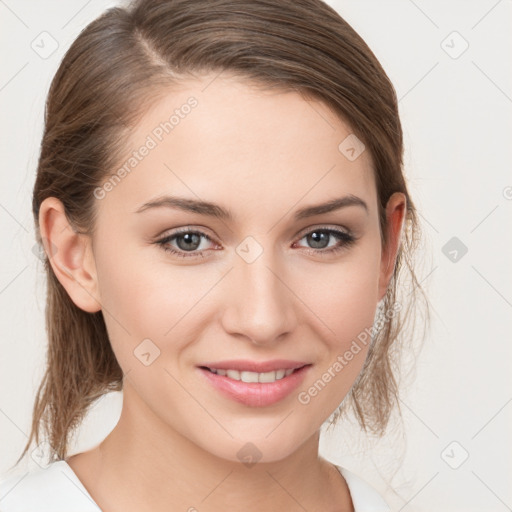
[190,431,306,466]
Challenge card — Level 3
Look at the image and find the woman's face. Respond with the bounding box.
[60,74,404,463]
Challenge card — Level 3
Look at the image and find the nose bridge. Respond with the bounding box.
[223,238,295,344]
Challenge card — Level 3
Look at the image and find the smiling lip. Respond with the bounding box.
[197,360,312,407]
[199,359,309,373]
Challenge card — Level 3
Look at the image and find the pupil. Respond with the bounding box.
[178,233,200,251]
[308,231,328,249]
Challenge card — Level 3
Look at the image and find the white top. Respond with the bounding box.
[0,460,390,511]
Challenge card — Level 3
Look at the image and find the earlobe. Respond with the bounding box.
[38,197,102,313]
[377,192,407,302]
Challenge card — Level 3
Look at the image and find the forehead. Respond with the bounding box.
[97,74,376,222]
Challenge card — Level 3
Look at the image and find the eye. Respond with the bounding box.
[155,226,357,259]
[294,227,356,256]
[155,229,218,259]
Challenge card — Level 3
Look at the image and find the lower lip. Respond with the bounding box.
[197,365,311,407]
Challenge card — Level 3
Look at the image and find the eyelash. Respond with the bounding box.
[155,226,357,259]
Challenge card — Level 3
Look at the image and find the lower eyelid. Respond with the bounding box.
[295,229,355,249]
[159,232,215,252]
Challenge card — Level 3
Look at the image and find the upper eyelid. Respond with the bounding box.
[296,224,351,237]
[160,224,351,238]
[159,225,353,247]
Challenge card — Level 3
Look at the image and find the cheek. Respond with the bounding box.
[294,240,381,409]
[93,246,217,368]
[301,239,382,345]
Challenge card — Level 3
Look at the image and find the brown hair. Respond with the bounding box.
[17,0,430,467]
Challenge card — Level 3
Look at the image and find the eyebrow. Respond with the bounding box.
[134,194,368,220]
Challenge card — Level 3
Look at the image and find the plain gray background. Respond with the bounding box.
[1,1,511,510]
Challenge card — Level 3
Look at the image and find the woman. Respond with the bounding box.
[0,0,429,510]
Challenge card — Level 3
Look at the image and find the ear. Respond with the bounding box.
[38,197,101,313]
[377,192,407,303]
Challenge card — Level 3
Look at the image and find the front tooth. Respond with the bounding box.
[226,369,241,380]
[240,371,259,383]
[218,369,292,382]
[258,371,277,383]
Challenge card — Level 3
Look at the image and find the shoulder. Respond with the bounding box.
[335,464,391,512]
[0,460,101,512]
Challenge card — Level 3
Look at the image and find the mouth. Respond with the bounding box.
[196,361,312,407]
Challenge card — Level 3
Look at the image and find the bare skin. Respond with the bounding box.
[40,72,405,511]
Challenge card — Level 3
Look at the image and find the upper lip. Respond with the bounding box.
[199,359,310,373]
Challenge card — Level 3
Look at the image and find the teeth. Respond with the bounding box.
[240,371,259,383]
[209,367,296,383]
[226,369,240,380]
[259,371,277,383]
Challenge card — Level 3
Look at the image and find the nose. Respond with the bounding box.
[221,249,297,347]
